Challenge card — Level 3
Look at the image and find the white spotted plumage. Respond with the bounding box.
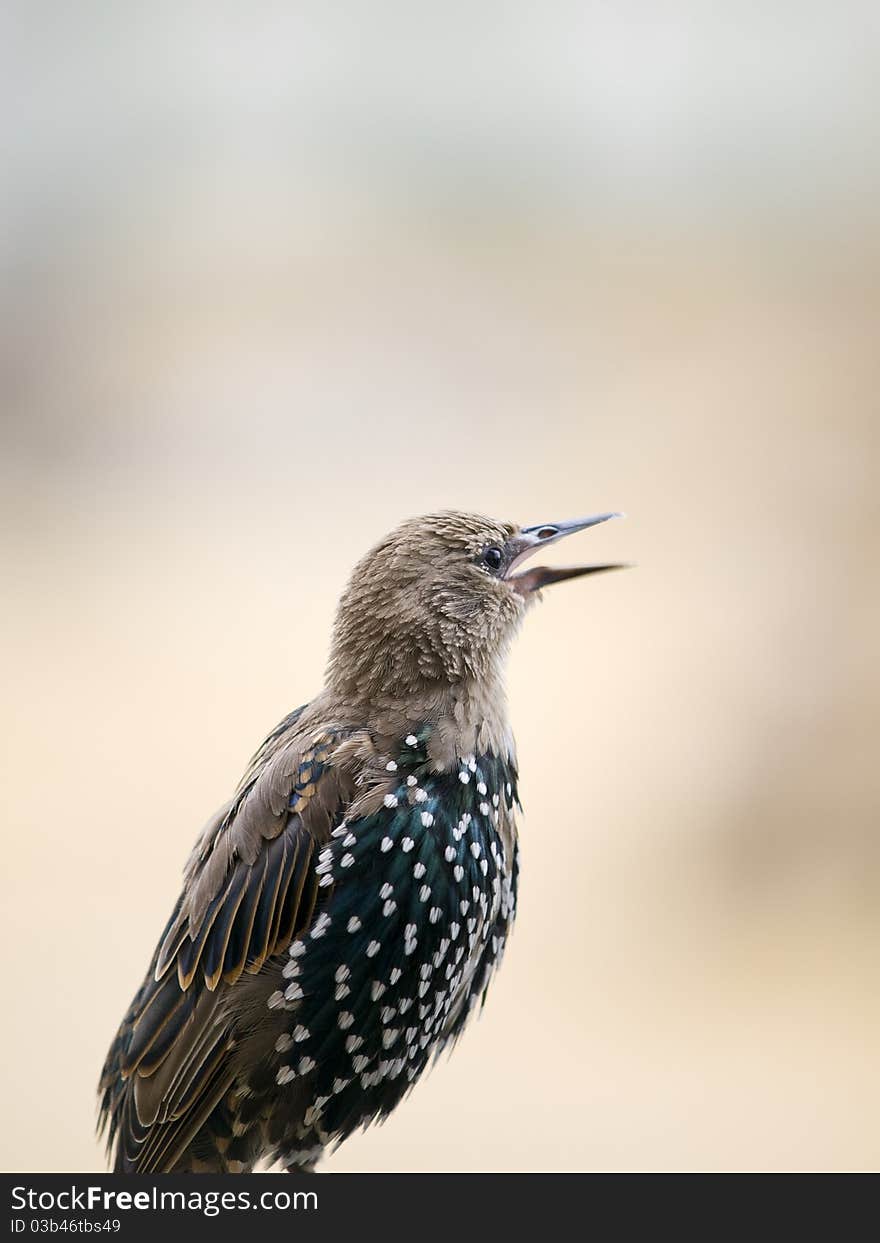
[264,734,519,1176]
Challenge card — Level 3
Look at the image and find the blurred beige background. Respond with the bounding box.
[2,3,879,1172]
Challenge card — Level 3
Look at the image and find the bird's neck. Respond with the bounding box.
[322,663,514,771]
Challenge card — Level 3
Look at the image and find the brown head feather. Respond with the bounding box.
[326,511,529,763]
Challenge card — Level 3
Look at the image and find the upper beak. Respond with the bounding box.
[506,512,627,595]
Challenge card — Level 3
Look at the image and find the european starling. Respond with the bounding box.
[99,510,624,1172]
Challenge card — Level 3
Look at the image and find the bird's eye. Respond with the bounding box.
[482,546,504,573]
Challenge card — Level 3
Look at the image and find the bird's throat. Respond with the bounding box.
[322,668,514,773]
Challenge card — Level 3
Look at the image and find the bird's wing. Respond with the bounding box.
[98,710,372,1173]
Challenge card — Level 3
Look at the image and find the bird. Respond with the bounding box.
[98,509,624,1173]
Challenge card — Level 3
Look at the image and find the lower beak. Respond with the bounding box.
[506,512,628,595]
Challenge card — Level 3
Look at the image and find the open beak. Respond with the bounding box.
[506,512,627,596]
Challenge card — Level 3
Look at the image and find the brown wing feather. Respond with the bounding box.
[99,709,368,1173]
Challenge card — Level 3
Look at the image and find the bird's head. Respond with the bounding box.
[327,510,624,705]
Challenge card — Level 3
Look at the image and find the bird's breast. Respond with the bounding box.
[265,728,520,1148]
